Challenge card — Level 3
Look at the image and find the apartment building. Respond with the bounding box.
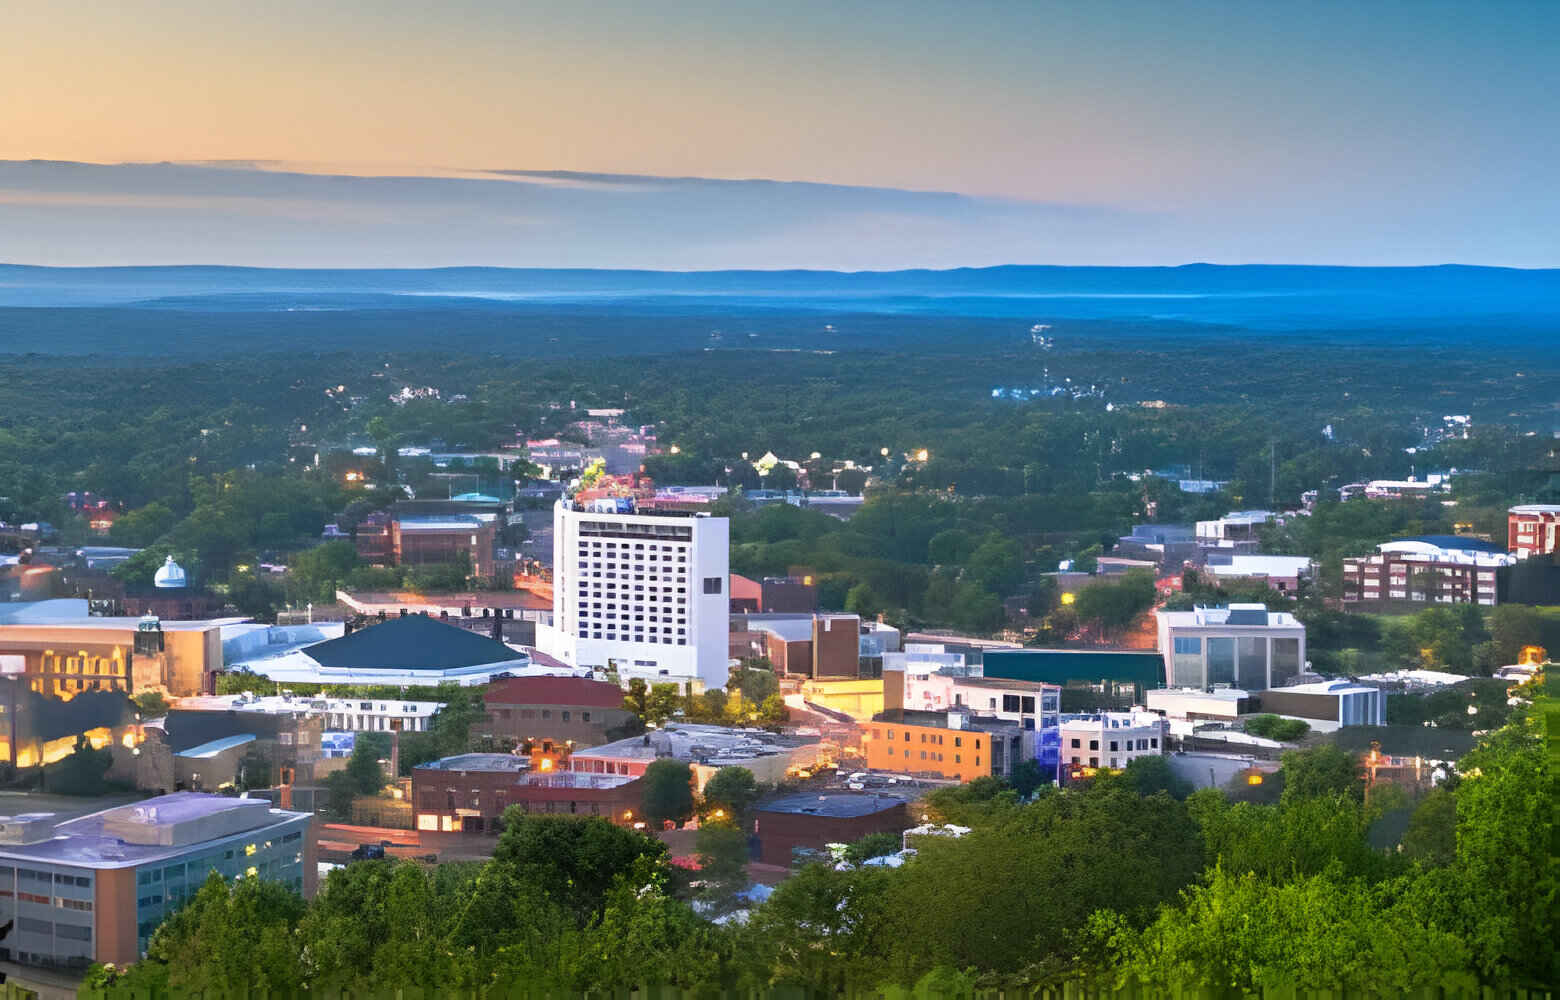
[1058,710,1167,779]
[538,498,730,690]
[1341,536,1513,608]
[1508,504,1560,558]
[1154,604,1306,691]
[898,671,1060,731]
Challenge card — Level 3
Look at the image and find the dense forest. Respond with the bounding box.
[4,308,1558,643]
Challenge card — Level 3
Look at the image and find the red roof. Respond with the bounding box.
[484,675,626,710]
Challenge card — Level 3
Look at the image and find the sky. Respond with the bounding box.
[2,1,1557,268]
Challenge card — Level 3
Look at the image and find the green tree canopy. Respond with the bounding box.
[640,758,695,829]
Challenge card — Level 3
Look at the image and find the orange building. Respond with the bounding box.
[861,709,1028,782]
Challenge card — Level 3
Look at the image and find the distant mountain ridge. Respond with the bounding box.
[1,263,1557,329]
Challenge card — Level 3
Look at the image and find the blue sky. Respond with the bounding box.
[1,1,1556,266]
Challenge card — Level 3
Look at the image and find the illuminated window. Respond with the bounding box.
[417,815,438,831]
[244,844,257,857]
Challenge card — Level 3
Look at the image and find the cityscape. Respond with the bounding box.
[0,2,1556,998]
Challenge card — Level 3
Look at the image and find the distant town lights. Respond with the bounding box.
[669,445,681,454]
[915,449,929,462]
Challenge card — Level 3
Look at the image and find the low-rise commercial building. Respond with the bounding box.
[862,709,1027,782]
[1154,604,1306,691]
[0,793,314,970]
[479,675,638,746]
[1058,711,1168,780]
[1256,679,1385,730]
[793,677,886,720]
[1144,687,1253,725]
[752,793,911,867]
[728,575,819,614]
[1200,553,1315,594]
[412,752,531,842]
[733,613,873,679]
[898,673,1060,731]
[509,771,643,825]
[1195,511,1276,545]
[567,723,823,791]
[176,692,443,734]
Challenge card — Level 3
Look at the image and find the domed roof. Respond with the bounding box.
[153,555,187,589]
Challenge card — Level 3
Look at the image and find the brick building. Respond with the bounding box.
[1341,537,1513,608]
[753,792,911,867]
[393,515,498,578]
[732,613,867,678]
[479,675,637,747]
[1508,504,1560,559]
[412,752,531,842]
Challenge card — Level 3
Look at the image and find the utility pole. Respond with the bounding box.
[1270,440,1276,508]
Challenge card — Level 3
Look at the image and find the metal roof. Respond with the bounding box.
[304,614,523,670]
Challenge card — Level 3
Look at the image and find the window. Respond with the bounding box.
[702,577,723,595]
[1070,738,1080,749]
[1171,635,1203,687]
[1207,637,1236,686]
[1236,636,1268,690]
[1088,739,1099,751]
[1108,741,1118,752]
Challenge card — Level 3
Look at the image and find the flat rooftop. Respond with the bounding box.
[517,771,635,790]
[955,676,1059,692]
[757,792,905,819]
[574,724,818,762]
[415,753,531,774]
[871,709,1023,733]
[176,694,444,716]
[0,792,310,869]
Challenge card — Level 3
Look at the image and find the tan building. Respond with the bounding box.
[0,601,228,700]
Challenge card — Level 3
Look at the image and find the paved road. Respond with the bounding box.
[0,960,83,1000]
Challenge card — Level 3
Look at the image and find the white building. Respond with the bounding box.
[1195,510,1276,543]
[899,672,1059,731]
[537,498,730,690]
[1257,679,1385,730]
[1058,711,1167,772]
[175,693,444,733]
[223,615,532,687]
[1154,604,1306,691]
[1202,554,1316,593]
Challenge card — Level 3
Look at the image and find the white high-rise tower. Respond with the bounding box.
[537,497,730,690]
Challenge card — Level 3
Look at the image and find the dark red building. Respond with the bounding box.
[753,792,911,867]
[480,675,637,747]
